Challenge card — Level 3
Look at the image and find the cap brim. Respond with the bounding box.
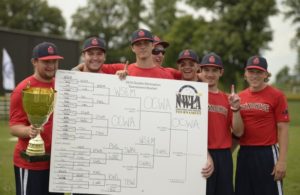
[38,55,64,60]
[154,41,169,48]
[177,57,198,63]
[82,46,106,52]
[131,38,153,44]
[246,66,267,72]
[200,64,223,68]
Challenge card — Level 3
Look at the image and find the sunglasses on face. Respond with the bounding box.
[152,48,166,55]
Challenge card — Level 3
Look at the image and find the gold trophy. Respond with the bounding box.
[21,85,56,162]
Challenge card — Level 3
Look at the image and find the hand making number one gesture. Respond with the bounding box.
[228,84,241,112]
[116,61,129,80]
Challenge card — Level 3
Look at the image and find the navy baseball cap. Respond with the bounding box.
[131,29,154,45]
[32,42,63,60]
[245,56,268,72]
[200,52,223,68]
[153,35,169,48]
[177,49,199,63]
[82,37,106,52]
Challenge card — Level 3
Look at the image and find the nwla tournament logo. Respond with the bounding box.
[176,85,201,114]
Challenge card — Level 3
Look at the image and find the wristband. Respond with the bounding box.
[231,106,240,112]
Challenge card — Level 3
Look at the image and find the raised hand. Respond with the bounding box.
[228,84,241,112]
[116,61,129,80]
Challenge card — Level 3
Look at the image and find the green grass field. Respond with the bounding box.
[1,101,300,195]
[283,101,300,194]
[0,120,15,194]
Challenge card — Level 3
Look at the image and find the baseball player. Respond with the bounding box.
[235,56,289,195]
[199,52,243,195]
[116,29,175,79]
[177,49,234,179]
[9,42,64,195]
[71,36,124,73]
[152,35,182,79]
[152,35,169,67]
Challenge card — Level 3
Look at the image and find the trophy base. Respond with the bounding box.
[21,151,50,162]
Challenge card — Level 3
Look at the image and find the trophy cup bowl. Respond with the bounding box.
[21,86,56,162]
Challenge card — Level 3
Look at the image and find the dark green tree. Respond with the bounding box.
[276,66,290,83]
[163,15,208,67]
[72,0,127,47]
[0,0,65,35]
[71,0,145,63]
[284,0,300,40]
[115,0,145,63]
[284,0,300,75]
[146,0,178,37]
[179,0,277,89]
[274,66,293,91]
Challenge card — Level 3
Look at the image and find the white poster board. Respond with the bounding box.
[49,70,208,195]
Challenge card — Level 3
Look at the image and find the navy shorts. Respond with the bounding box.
[206,148,234,195]
[14,165,63,195]
[235,145,283,195]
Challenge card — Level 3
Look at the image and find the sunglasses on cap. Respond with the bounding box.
[152,48,166,55]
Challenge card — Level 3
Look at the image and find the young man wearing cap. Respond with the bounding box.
[152,35,169,67]
[152,35,182,80]
[177,49,201,81]
[72,36,124,73]
[235,56,289,195]
[80,36,107,72]
[176,49,216,179]
[9,42,63,195]
[121,29,174,79]
[199,52,243,195]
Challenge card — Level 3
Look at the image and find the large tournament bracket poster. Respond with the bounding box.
[50,70,208,195]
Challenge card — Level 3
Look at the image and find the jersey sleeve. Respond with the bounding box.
[101,63,125,74]
[274,92,290,122]
[9,89,29,126]
[165,67,182,80]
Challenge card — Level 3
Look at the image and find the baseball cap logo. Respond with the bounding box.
[91,38,98,46]
[183,50,190,56]
[138,30,145,37]
[209,56,215,63]
[253,57,259,64]
[48,46,54,54]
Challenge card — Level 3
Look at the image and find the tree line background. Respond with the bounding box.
[0,0,299,92]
